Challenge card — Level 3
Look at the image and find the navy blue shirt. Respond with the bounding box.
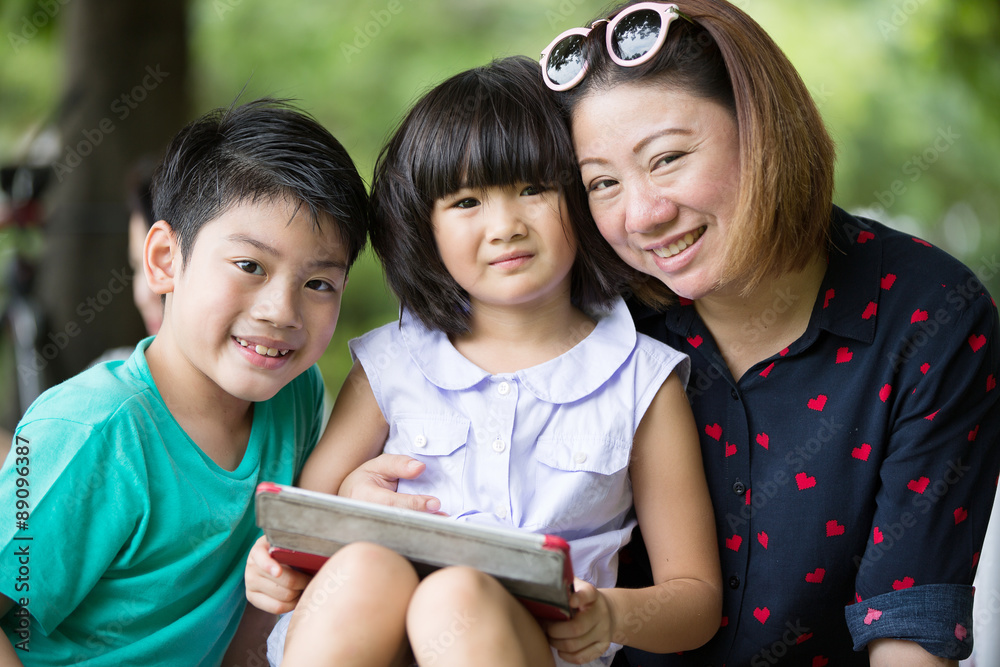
[621,208,1000,666]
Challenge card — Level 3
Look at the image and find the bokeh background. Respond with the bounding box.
[1,0,999,661]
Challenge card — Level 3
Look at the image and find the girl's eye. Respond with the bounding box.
[235,260,264,275]
[520,184,547,197]
[306,279,335,292]
[454,197,480,209]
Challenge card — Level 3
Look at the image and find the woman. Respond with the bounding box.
[534,0,999,664]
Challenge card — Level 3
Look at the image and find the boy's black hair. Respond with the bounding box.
[152,97,369,268]
[370,55,629,335]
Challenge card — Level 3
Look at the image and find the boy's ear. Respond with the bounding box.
[144,220,180,295]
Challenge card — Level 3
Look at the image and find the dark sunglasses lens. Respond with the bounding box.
[546,34,587,86]
[611,9,662,61]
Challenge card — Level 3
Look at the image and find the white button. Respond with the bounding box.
[414,435,427,448]
[497,381,511,396]
[494,505,508,519]
[492,438,506,453]
[573,451,587,464]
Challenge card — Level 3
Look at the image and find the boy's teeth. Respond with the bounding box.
[235,337,289,357]
[653,226,706,258]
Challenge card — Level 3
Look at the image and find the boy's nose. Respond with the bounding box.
[251,286,302,328]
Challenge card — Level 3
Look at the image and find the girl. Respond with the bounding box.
[246,55,721,667]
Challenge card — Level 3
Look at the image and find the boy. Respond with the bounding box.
[0,98,369,666]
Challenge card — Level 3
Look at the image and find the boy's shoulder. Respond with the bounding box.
[20,341,159,434]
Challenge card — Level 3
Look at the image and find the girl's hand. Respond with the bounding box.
[244,535,312,614]
[545,578,614,665]
[338,453,444,514]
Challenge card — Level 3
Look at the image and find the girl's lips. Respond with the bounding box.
[490,252,534,269]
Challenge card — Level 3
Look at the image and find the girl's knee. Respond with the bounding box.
[322,541,416,586]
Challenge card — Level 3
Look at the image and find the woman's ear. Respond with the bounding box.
[144,220,179,295]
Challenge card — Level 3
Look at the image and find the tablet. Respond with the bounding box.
[255,482,574,619]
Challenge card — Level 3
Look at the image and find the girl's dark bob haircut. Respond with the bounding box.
[370,55,629,335]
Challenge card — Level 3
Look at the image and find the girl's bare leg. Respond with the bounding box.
[407,566,555,667]
[281,542,417,667]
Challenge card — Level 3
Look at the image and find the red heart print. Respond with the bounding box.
[779,347,789,356]
[812,657,829,667]
[720,616,729,627]
[974,552,980,568]
[823,288,835,308]
[879,384,891,402]
[892,576,914,590]
[687,335,703,348]
[856,592,863,603]
[753,607,770,624]
[969,425,980,442]
[862,301,877,319]
[796,472,817,490]
[954,507,968,524]
[807,394,827,411]
[956,623,968,641]
[835,347,853,363]
[863,608,882,625]
[758,531,768,549]
[756,433,769,449]
[969,334,986,352]
[678,296,693,306]
[760,362,775,378]
[873,526,883,544]
[881,273,896,289]
[705,423,722,441]
[725,442,737,457]
[826,520,845,536]
[907,477,930,494]
[805,568,825,583]
[857,230,874,243]
[725,534,742,551]
[988,374,996,391]
[912,237,933,247]
[797,633,813,644]
[925,410,939,421]
[852,443,871,461]
[910,309,928,323]
[920,362,930,374]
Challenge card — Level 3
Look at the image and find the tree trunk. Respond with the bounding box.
[33,0,189,394]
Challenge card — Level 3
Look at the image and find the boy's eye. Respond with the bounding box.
[235,260,265,275]
[306,279,336,292]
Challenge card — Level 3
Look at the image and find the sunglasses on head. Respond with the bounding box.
[540,2,688,92]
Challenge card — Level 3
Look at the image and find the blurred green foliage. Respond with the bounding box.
[2,0,998,395]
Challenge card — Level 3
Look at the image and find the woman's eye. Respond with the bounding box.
[654,154,683,169]
[235,260,264,275]
[589,178,618,192]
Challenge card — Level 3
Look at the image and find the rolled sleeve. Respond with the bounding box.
[845,584,974,659]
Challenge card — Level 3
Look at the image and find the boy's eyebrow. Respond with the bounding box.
[227,234,348,271]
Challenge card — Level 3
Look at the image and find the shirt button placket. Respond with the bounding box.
[488,377,516,522]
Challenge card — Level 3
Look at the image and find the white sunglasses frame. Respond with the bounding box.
[540,2,683,92]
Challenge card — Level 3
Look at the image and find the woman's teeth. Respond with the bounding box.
[235,337,289,357]
[653,226,706,258]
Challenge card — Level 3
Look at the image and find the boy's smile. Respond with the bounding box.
[145,196,348,416]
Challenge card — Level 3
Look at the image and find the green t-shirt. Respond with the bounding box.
[0,338,323,666]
